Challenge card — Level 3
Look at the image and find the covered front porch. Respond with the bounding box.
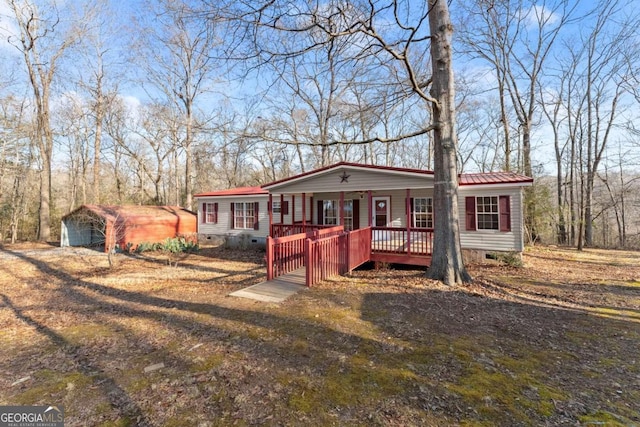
[266,189,434,286]
[263,163,436,286]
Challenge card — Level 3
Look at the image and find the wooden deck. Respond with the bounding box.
[229,268,306,303]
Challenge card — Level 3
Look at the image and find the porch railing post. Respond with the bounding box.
[305,237,312,286]
[344,232,350,274]
[266,236,274,280]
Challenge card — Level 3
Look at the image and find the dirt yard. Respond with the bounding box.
[0,243,638,426]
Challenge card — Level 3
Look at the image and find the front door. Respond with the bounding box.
[372,197,390,227]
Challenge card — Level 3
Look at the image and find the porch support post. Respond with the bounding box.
[339,191,345,230]
[302,193,306,226]
[292,194,296,224]
[268,193,273,236]
[406,189,411,256]
[367,190,373,227]
[280,193,284,224]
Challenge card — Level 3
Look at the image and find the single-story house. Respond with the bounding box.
[195,162,533,284]
[61,205,197,252]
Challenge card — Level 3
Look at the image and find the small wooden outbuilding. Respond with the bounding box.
[60,205,196,252]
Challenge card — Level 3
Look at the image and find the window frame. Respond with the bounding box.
[323,199,354,230]
[233,202,256,230]
[476,196,499,231]
[412,197,433,229]
[204,202,217,224]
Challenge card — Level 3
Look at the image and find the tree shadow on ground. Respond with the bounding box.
[360,288,640,425]
[3,248,639,425]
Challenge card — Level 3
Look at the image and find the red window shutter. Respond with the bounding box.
[499,195,511,232]
[282,201,289,215]
[317,200,324,225]
[230,203,235,229]
[465,197,476,231]
[352,199,360,229]
[254,201,260,230]
[202,203,207,224]
[213,203,218,224]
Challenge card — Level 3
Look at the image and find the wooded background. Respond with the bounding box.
[1,0,639,249]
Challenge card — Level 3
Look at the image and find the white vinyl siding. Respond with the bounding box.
[271,194,312,224]
[197,196,269,238]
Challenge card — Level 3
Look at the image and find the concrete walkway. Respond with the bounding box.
[229,268,306,303]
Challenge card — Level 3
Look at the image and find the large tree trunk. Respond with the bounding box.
[425,0,471,285]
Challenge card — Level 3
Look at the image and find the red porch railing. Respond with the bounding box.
[266,233,307,280]
[345,227,372,272]
[371,227,433,255]
[271,223,334,238]
[266,226,432,287]
[266,225,344,280]
[305,233,348,285]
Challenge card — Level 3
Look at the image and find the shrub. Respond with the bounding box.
[493,251,523,267]
[159,236,199,267]
[135,242,161,253]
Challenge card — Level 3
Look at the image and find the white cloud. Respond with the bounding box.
[0,1,21,54]
[524,4,561,29]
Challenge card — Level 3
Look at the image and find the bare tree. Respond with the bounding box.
[135,0,221,210]
[223,0,469,284]
[5,0,86,240]
[459,0,579,241]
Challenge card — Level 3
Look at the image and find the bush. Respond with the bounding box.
[135,242,161,253]
[159,236,199,267]
[493,251,524,267]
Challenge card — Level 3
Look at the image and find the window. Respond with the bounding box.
[323,200,339,225]
[413,198,433,228]
[270,200,288,215]
[465,195,511,232]
[476,196,499,230]
[204,203,218,224]
[233,202,255,229]
[323,200,354,230]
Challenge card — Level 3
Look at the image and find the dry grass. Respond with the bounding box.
[0,243,639,426]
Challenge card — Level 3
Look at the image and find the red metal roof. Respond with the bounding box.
[195,164,533,197]
[63,205,196,221]
[194,186,268,197]
[459,171,533,185]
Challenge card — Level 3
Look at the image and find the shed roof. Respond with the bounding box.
[62,205,196,222]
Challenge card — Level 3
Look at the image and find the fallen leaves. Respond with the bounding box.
[0,244,639,426]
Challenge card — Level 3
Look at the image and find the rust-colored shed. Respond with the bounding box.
[60,205,196,252]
